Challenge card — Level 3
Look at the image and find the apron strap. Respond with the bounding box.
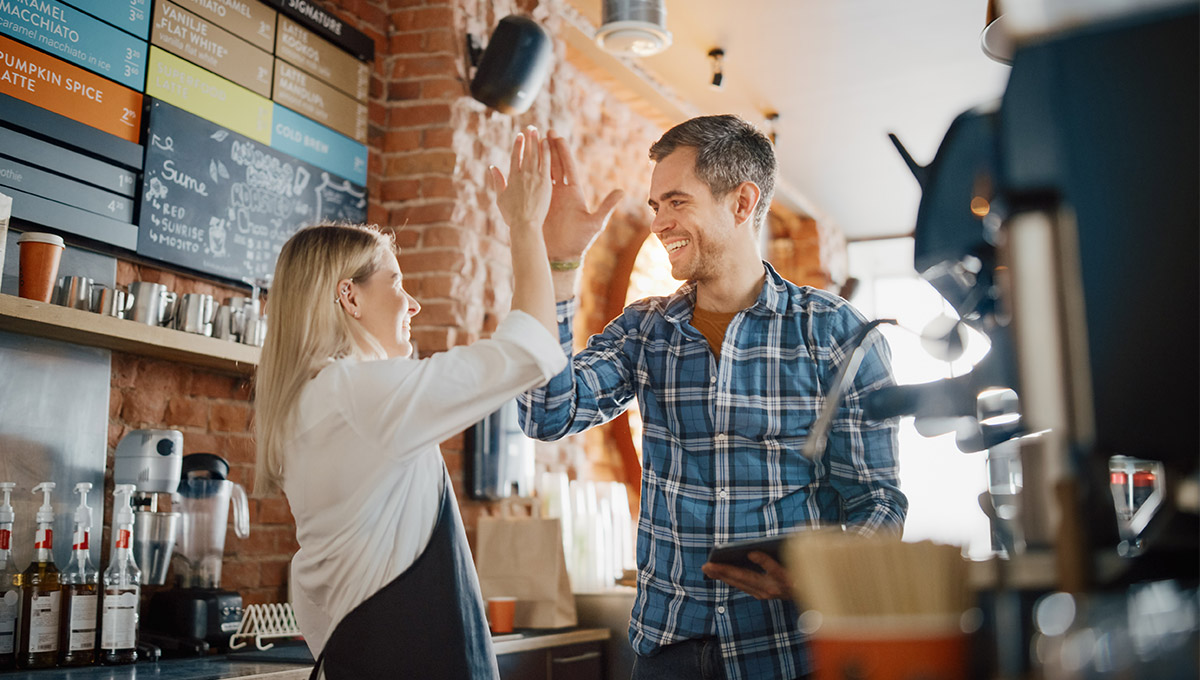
[308,650,325,680]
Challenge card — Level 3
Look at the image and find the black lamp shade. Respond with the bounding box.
[470,15,553,115]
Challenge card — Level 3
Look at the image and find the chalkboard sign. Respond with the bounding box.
[138,99,366,283]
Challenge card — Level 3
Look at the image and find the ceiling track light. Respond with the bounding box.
[765,111,780,144]
[596,0,673,57]
[708,48,725,89]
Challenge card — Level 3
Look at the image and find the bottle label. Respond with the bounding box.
[0,590,17,655]
[0,529,9,550]
[73,528,89,551]
[101,588,138,650]
[29,590,60,653]
[67,592,98,651]
[115,529,131,550]
[34,528,52,550]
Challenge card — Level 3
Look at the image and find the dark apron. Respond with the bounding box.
[310,465,499,680]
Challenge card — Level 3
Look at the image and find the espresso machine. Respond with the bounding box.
[873,4,1197,676]
[145,453,250,654]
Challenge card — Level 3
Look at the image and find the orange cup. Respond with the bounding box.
[487,596,517,634]
[16,232,65,303]
[809,616,968,680]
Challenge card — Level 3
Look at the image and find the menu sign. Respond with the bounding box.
[272,58,366,143]
[170,0,275,53]
[271,103,366,186]
[0,34,142,142]
[0,155,133,222]
[59,0,150,39]
[0,0,147,90]
[139,100,366,282]
[265,0,372,61]
[275,14,367,101]
[152,0,272,97]
[146,46,272,144]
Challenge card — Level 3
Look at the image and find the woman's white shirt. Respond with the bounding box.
[283,310,566,657]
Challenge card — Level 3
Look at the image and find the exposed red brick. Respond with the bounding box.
[422,225,470,248]
[391,103,452,127]
[256,496,295,524]
[391,55,456,79]
[384,150,456,176]
[165,397,209,428]
[424,28,457,53]
[380,178,421,201]
[423,127,454,149]
[382,128,421,153]
[386,79,422,101]
[211,403,252,433]
[420,77,463,100]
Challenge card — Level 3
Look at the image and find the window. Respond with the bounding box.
[849,238,992,559]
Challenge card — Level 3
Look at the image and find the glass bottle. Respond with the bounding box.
[16,482,61,669]
[59,482,99,666]
[100,484,140,665]
[0,483,19,670]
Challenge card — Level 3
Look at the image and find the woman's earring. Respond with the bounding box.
[354,311,360,318]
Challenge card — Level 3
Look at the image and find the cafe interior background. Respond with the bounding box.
[0,0,1195,676]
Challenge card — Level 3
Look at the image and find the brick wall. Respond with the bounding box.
[103,0,842,605]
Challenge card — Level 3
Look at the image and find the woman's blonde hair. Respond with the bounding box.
[254,223,395,495]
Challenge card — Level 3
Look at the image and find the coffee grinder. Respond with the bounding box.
[113,429,182,586]
[145,453,249,653]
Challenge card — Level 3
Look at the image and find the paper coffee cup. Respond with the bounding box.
[487,596,517,634]
[16,232,65,303]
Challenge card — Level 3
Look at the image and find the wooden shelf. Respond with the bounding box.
[0,293,259,375]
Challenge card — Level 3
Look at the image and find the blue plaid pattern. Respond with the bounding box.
[518,262,907,680]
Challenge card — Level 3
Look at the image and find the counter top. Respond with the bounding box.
[0,647,312,680]
[0,629,612,679]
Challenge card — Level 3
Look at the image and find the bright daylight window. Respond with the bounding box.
[848,238,992,559]
[624,235,679,463]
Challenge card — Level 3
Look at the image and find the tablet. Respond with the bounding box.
[706,534,790,572]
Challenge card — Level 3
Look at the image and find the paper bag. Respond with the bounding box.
[475,513,577,629]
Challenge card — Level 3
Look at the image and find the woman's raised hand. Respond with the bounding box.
[488,126,552,232]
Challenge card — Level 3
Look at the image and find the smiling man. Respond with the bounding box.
[519,115,907,680]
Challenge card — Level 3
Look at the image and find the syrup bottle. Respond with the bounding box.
[16,482,61,668]
[59,482,99,666]
[100,484,140,665]
[0,483,19,670]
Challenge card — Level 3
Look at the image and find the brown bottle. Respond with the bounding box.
[59,483,99,667]
[17,483,61,669]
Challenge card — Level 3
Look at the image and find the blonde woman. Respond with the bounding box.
[254,129,566,679]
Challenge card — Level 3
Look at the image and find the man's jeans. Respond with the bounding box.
[631,638,725,680]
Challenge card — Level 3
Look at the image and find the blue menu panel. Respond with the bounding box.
[271,104,367,187]
[59,0,150,39]
[0,0,148,90]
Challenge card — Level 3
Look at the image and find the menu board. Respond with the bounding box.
[275,14,367,100]
[0,34,142,142]
[272,58,366,143]
[264,0,372,62]
[138,99,366,282]
[59,0,151,39]
[0,0,147,90]
[151,0,273,97]
[171,0,276,53]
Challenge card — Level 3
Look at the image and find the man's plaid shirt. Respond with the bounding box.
[518,262,907,679]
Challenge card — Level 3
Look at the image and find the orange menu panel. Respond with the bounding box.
[0,35,142,143]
